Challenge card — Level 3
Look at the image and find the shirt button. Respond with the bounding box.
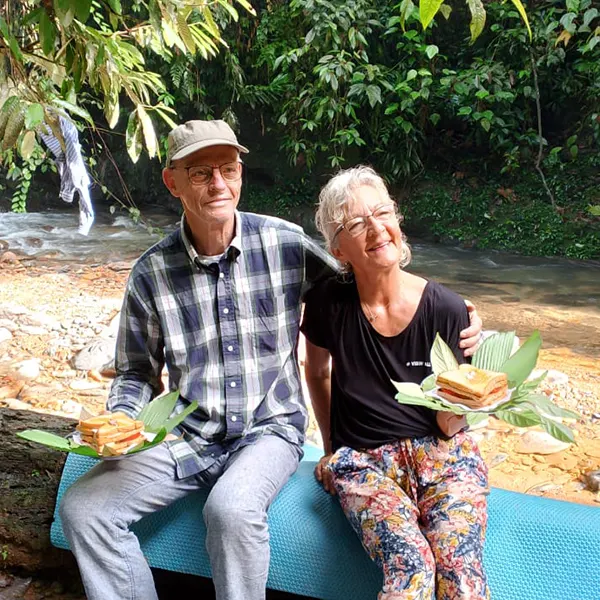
[219,272,225,279]
[231,415,237,422]
[227,345,234,352]
[223,308,229,314]
[230,381,237,388]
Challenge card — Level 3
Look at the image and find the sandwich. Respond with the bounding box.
[76,412,146,456]
[435,364,508,409]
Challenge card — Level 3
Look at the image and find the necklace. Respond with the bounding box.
[361,299,391,322]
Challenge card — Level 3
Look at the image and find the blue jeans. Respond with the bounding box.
[59,435,300,600]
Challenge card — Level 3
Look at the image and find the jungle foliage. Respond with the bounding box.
[0,0,598,258]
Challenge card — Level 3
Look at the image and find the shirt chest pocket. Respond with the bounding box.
[247,291,287,353]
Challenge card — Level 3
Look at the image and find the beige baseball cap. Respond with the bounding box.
[166,120,249,166]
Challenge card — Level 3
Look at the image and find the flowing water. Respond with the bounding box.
[1,210,599,356]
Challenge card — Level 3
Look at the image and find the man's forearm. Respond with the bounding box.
[107,373,159,417]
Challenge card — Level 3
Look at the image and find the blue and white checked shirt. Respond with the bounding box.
[108,211,339,478]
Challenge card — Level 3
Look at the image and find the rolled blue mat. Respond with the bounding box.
[51,447,600,600]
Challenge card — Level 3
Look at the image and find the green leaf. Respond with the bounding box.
[467,0,486,42]
[583,8,598,28]
[20,130,36,160]
[419,0,445,30]
[494,408,542,428]
[126,110,142,162]
[406,69,418,82]
[55,0,75,28]
[138,390,181,433]
[430,333,459,375]
[481,118,491,132]
[39,10,58,56]
[512,370,547,399]
[525,394,580,420]
[0,15,24,62]
[472,331,516,371]
[425,44,439,59]
[106,0,122,15]
[163,400,198,432]
[25,103,44,129]
[421,373,437,392]
[500,330,542,388]
[17,429,72,450]
[137,105,158,158]
[75,0,93,22]
[540,416,575,444]
[429,113,441,126]
[466,412,488,427]
[52,99,93,123]
[392,381,426,399]
[508,0,532,40]
[439,4,452,19]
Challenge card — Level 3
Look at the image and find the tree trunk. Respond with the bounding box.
[0,408,77,572]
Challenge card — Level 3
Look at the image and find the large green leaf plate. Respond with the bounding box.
[17,391,197,459]
[394,331,579,444]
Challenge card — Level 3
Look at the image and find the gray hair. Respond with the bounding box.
[315,165,411,267]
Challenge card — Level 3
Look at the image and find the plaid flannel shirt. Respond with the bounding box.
[108,211,338,478]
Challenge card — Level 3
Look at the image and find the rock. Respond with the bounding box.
[526,482,561,495]
[515,430,571,455]
[12,359,41,381]
[0,251,18,263]
[71,338,115,371]
[0,378,24,400]
[0,327,12,343]
[584,470,600,493]
[18,325,49,336]
[69,379,103,391]
[488,452,509,468]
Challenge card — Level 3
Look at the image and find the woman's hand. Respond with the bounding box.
[315,454,336,495]
[437,411,468,437]
[460,300,483,358]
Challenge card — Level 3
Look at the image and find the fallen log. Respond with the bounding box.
[0,407,77,571]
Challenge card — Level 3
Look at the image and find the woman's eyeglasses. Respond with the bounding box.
[333,204,397,240]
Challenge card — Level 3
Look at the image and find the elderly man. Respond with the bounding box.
[59,120,482,600]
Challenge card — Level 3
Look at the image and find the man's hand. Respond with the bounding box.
[437,411,468,437]
[460,299,483,358]
[315,454,336,495]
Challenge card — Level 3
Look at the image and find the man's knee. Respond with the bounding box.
[59,480,110,535]
[203,494,266,541]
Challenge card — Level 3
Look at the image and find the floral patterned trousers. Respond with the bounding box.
[327,432,490,600]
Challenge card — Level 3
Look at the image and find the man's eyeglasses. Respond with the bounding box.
[171,161,242,186]
[333,204,397,241]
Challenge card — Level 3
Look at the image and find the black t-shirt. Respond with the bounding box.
[301,277,469,451]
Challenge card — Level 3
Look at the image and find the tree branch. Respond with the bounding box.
[531,51,556,209]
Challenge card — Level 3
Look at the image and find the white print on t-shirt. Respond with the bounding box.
[406,361,432,367]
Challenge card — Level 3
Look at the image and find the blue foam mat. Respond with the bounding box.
[51,446,600,600]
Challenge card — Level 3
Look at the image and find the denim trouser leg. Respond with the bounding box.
[59,435,300,600]
[204,435,300,600]
[59,444,204,600]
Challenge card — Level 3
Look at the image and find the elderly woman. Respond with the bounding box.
[301,166,489,600]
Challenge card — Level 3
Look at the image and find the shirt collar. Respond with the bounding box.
[180,211,243,267]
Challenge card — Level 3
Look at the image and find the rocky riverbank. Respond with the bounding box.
[0,254,599,598]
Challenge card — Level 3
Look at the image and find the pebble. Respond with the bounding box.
[488,452,509,468]
[584,470,600,493]
[13,358,41,380]
[527,482,561,494]
[515,431,571,455]
[69,379,103,391]
[0,327,12,343]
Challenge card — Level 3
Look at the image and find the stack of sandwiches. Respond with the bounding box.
[436,364,508,409]
[77,412,146,456]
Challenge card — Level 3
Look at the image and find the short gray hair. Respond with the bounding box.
[315,165,411,267]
